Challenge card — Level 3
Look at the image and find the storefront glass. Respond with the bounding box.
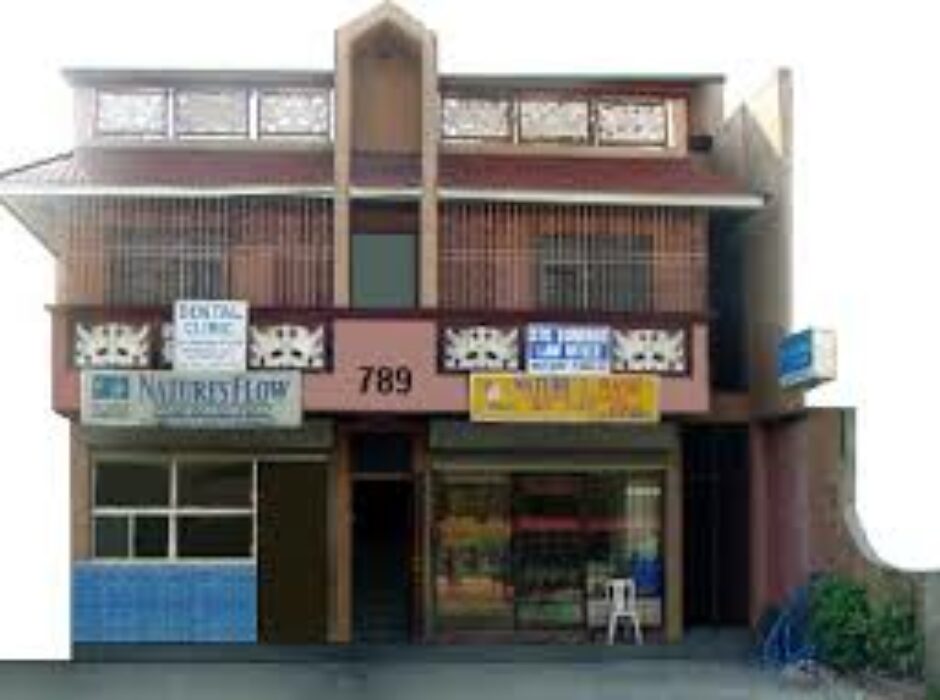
[433,470,664,638]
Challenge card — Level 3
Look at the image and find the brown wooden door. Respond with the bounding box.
[258,461,328,643]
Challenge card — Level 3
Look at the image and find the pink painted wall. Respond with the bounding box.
[53,317,711,417]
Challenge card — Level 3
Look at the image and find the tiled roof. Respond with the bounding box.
[0,149,755,200]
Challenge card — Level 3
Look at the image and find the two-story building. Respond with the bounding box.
[0,3,855,649]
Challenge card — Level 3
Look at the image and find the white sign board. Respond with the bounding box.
[81,370,301,429]
[174,300,247,372]
[526,324,612,374]
[777,328,837,389]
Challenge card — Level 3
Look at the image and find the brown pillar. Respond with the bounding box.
[71,424,91,561]
[665,443,684,642]
[749,422,769,625]
[331,428,352,642]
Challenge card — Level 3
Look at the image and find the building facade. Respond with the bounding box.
[0,4,853,647]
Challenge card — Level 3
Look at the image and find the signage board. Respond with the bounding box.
[81,370,301,428]
[469,373,659,423]
[777,328,837,389]
[174,300,248,371]
[526,324,611,374]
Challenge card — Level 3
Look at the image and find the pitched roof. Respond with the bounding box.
[0,148,761,207]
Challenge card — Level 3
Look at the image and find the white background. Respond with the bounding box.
[0,0,937,659]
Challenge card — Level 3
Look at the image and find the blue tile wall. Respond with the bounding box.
[73,563,257,643]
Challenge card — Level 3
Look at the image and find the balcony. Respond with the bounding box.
[57,196,333,308]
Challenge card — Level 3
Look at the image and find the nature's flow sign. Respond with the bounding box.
[80,370,302,428]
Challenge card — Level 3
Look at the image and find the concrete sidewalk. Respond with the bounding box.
[0,659,869,700]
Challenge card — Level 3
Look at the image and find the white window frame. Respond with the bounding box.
[91,456,258,564]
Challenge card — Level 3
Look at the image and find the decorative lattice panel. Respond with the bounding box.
[96,91,167,135]
[518,99,589,143]
[441,97,512,141]
[175,90,249,136]
[443,326,520,371]
[597,101,668,145]
[259,89,331,137]
[249,324,326,370]
[612,328,687,374]
[74,323,151,368]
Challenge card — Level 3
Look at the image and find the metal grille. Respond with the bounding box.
[57,196,333,307]
[439,202,707,313]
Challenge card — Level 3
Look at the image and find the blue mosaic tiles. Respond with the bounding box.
[73,563,257,643]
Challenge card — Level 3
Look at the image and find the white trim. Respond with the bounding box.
[0,184,764,209]
[0,184,335,198]
[438,187,765,210]
[348,186,423,200]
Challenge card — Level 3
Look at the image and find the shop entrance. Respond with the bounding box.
[351,433,414,642]
[257,460,328,644]
[682,426,750,627]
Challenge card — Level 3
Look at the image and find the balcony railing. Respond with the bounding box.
[57,196,333,308]
[439,202,707,313]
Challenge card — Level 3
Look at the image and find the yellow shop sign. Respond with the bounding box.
[469,373,660,423]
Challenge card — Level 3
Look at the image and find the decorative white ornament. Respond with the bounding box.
[612,328,686,373]
[443,326,520,371]
[74,323,151,368]
[249,324,325,370]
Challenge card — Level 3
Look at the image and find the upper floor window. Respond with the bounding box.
[537,233,653,312]
[92,87,333,142]
[96,90,168,137]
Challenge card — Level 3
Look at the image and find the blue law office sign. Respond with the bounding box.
[81,370,302,428]
[525,324,612,374]
[777,328,837,389]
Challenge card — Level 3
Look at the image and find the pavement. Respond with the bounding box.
[0,658,873,700]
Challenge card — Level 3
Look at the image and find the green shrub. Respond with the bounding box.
[809,575,872,671]
[808,573,924,679]
[867,598,923,678]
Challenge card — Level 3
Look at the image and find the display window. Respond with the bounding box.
[433,470,664,636]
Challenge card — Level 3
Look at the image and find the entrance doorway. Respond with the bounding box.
[351,433,414,642]
[257,460,328,644]
[682,426,751,627]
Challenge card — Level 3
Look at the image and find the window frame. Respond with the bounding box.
[91,455,258,564]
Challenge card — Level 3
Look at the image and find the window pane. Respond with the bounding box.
[435,475,512,632]
[177,516,253,558]
[177,462,252,507]
[133,515,169,558]
[94,516,129,558]
[351,233,416,308]
[95,462,169,507]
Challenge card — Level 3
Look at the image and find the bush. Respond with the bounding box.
[808,573,924,679]
[867,598,923,678]
[809,575,872,671]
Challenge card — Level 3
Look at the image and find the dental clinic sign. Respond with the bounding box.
[174,300,247,371]
[81,370,302,428]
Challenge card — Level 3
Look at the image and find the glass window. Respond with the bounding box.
[134,515,169,558]
[95,462,169,507]
[178,516,253,559]
[435,475,512,632]
[434,471,665,636]
[92,460,255,561]
[94,516,129,558]
[351,233,416,309]
[177,462,252,507]
[537,233,652,312]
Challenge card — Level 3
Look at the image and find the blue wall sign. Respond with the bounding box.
[526,324,611,374]
[777,328,837,389]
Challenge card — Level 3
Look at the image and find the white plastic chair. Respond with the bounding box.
[606,577,643,645]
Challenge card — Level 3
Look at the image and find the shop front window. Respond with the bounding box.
[434,471,664,637]
[92,459,256,561]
